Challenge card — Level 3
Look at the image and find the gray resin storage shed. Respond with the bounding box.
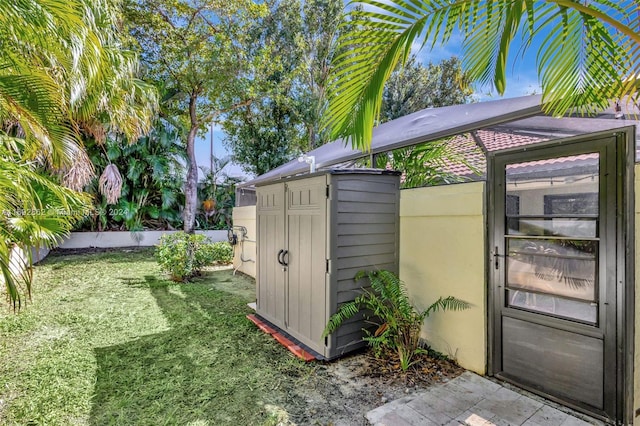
[255,169,400,359]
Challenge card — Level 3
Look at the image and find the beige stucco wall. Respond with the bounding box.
[232,205,257,278]
[399,182,487,374]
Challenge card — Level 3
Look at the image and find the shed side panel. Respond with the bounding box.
[330,174,400,355]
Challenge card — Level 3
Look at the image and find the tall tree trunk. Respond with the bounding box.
[183,95,199,233]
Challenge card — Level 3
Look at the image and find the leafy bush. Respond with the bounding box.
[155,233,216,282]
[210,242,233,264]
[323,270,469,371]
[78,120,186,232]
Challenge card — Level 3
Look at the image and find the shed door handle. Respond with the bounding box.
[277,249,285,266]
[282,250,289,266]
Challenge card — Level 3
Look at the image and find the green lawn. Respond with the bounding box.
[0,249,315,425]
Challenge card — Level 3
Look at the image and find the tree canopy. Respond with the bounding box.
[223,0,472,176]
[222,0,345,176]
[381,56,472,123]
[124,0,267,232]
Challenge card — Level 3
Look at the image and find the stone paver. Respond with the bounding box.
[522,405,570,426]
[366,372,602,426]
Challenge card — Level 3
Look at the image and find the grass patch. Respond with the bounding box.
[0,249,314,425]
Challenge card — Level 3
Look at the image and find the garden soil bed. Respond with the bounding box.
[278,349,464,425]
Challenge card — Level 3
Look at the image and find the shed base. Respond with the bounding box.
[247,314,321,362]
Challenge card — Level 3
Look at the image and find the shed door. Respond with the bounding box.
[491,134,620,421]
[256,183,286,329]
[285,176,328,353]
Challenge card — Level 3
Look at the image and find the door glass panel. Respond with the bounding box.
[506,239,596,301]
[506,153,599,216]
[506,289,597,323]
[507,217,597,237]
[504,153,600,324]
[544,193,598,215]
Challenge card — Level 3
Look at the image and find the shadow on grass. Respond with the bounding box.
[89,273,310,425]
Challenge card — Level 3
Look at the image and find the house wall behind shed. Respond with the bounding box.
[232,205,257,278]
[399,182,487,374]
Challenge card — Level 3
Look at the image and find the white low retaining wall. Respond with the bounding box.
[0,246,45,287]
[58,230,227,249]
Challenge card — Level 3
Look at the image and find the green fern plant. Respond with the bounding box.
[323,270,469,371]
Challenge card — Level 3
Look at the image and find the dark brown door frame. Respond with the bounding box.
[485,127,635,424]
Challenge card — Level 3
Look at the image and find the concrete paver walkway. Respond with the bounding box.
[366,372,601,426]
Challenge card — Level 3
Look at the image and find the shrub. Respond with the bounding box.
[155,232,217,282]
[210,241,233,264]
[323,270,469,371]
[195,241,234,267]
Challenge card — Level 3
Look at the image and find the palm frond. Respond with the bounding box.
[325,1,436,151]
[0,145,90,309]
[0,242,31,311]
[326,0,640,150]
[99,164,123,205]
[61,147,95,191]
[0,0,157,179]
[0,71,79,168]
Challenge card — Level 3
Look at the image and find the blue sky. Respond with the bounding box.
[416,31,542,100]
[196,122,229,178]
[195,13,544,181]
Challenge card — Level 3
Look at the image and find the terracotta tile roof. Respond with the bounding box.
[439,130,548,177]
[479,129,547,151]
[439,134,483,177]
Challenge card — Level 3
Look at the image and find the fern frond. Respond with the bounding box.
[323,300,361,337]
[324,268,470,370]
[423,296,471,318]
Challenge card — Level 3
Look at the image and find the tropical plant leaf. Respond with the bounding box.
[423,296,471,318]
[325,0,640,150]
[0,145,90,309]
[323,299,362,336]
[324,269,469,370]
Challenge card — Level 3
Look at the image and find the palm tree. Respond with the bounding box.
[0,141,90,310]
[325,1,640,151]
[0,0,157,187]
[0,0,157,308]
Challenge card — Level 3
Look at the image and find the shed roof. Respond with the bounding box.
[240,95,639,188]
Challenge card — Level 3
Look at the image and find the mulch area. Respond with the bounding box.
[354,348,465,387]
